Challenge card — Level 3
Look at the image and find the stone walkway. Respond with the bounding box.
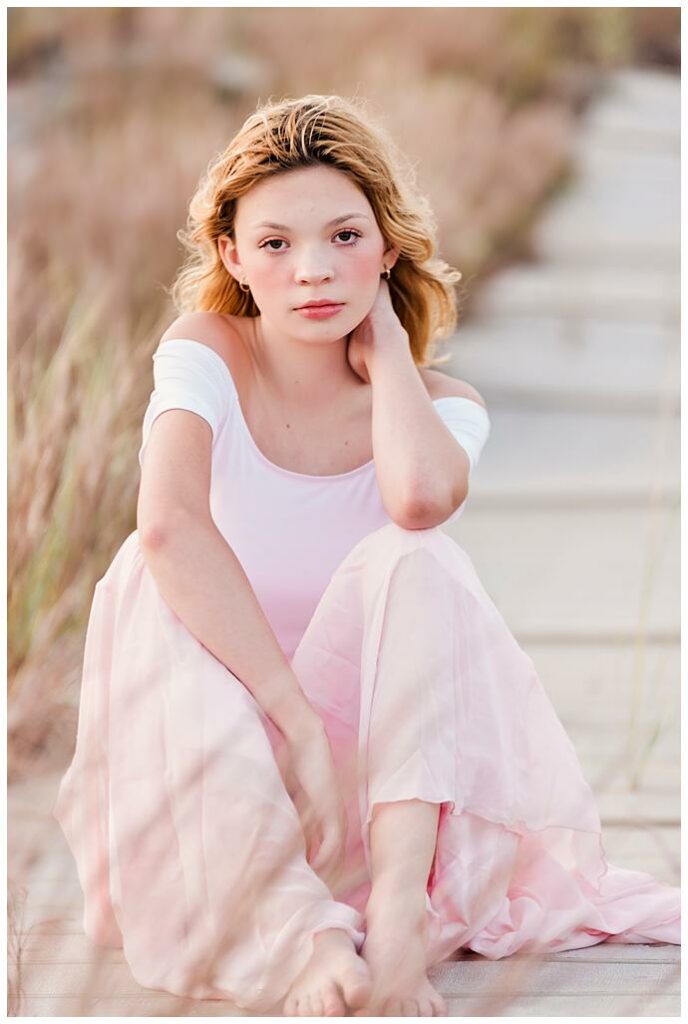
[8,68,680,1015]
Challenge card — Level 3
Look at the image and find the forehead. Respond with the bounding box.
[237,165,372,225]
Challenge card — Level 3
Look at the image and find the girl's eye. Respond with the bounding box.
[259,229,362,252]
[335,230,361,244]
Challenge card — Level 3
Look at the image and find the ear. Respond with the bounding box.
[383,245,400,271]
[218,235,244,284]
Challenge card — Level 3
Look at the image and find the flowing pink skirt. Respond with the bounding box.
[53,522,680,1012]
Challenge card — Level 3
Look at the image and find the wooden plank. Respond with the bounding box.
[448,506,679,639]
[10,992,682,1017]
[430,957,679,996]
[11,994,257,1017]
[12,958,679,1017]
[595,825,680,883]
[469,264,679,320]
[15,948,680,998]
[445,318,679,411]
[465,403,679,503]
[9,932,680,966]
[458,943,680,963]
[444,992,679,1016]
[11,934,680,966]
[580,68,680,148]
[9,931,124,963]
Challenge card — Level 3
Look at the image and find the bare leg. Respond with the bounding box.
[356,799,448,1017]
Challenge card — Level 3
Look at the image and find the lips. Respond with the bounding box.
[296,303,344,319]
[297,301,343,309]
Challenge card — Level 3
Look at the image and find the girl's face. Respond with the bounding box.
[219,164,397,339]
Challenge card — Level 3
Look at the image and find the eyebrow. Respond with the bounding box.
[251,212,372,231]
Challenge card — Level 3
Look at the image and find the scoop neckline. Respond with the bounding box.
[232,387,488,482]
[156,336,487,483]
[157,337,376,480]
[232,394,377,481]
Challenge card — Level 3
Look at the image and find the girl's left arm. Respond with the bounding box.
[366,337,471,528]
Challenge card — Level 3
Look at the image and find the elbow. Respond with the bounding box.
[389,486,468,531]
[138,509,192,552]
[139,521,170,551]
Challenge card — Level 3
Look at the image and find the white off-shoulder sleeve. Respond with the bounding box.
[431,395,491,524]
[432,396,491,473]
[138,338,236,469]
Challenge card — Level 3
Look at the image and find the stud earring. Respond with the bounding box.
[238,277,250,293]
[382,267,391,280]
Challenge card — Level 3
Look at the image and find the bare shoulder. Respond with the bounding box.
[159,311,248,379]
[419,367,487,409]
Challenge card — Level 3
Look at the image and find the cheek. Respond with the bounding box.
[344,252,384,315]
[248,258,280,289]
[350,249,382,282]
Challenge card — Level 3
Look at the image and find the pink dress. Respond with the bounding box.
[53,337,680,1011]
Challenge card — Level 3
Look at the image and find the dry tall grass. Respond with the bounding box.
[8,6,642,761]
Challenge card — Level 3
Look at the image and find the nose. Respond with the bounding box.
[295,259,333,285]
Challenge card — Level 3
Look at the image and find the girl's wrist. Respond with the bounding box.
[280,707,326,747]
[266,676,324,744]
[365,328,412,377]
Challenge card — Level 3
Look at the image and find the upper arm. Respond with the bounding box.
[137,409,214,544]
[136,314,238,543]
[421,368,490,477]
[413,369,491,527]
[419,368,487,409]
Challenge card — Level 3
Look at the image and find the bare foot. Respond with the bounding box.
[282,928,373,1016]
[355,893,447,1016]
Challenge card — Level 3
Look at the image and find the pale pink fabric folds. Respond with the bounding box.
[54,520,680,1012]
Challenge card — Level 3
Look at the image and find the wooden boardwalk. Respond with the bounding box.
[441,65,680,1014]
[8,68,680,1015]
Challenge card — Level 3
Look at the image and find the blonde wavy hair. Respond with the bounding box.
[170,94,462,368]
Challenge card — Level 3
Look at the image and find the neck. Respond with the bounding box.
[248,315,364,410]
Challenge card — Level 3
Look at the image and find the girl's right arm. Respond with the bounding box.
[137,403,318,744]
[137,399,348,879]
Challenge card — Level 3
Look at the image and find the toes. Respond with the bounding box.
[283,993,296,1016]
[322,983,346,1016]
[342,967,373,1010]
[309,991,324,1016]
[430,993,448,1016]
[298,995,312,1016]
[381,997,401,1016]
[297,996,312,1016]
[402,998,419,1016]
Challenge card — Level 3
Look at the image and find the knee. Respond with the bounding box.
[361,523,449,577]
[364,521,444,555]
[356,523,454,603]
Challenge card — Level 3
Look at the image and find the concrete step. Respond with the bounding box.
[445,504,679,641]
[446,315,679,413]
